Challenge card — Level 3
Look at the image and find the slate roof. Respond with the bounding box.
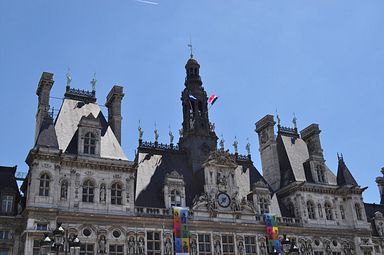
[365,203,384,220]
[55,98,127,160]
[35,114,59,149]
[336,157,358,186]
[0,166,19,194]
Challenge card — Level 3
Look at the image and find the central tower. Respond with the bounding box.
[179,56,217,172]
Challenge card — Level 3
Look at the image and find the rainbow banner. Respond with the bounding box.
[264,213,281,253]
[174,207,190,255]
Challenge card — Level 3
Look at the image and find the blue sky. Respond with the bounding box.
[0,0,383,203]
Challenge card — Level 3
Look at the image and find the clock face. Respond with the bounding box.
[217,192,231,208]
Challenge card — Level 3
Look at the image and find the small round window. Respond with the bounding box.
[113,230,121,238]
[83,228,91,237]
[314,240,320,246]
[332,240,338,247]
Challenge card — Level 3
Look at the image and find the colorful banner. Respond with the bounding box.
[174,207,190,255]
[264,213,281,253]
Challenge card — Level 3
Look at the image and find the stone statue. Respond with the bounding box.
[377,221,384,236]
[292,113,297,129]
[99,236,106,253]
[154,128,159,142]
[66,71,72,87]
[219,136,225,150]
[100,184,106,202]
[169,130,174,144]
[246,140,251,155]
[238,241,245,255]
[128,236,135,255]
[233,137,238,153]
[137,237,145,254]
[61,181,68,199]
[217,172,227,186]
[90,74,97,91]
[190,239,197,255]
[214,240,221,255]
[164,238,172,255]
[138,125,143,140]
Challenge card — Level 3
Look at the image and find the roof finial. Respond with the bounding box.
[292,112,297,129]
[168,125,174,144]
[276,109,281,126]
[187,37,193,59]
[154,122,159,143]
[219,134,225,151]
[138,120,143,140]
[90,73,97,92]
[233,136,238,154]
[66,68,72,88]
[246,138,251,155]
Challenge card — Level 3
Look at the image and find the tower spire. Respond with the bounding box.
[187,38,193,59]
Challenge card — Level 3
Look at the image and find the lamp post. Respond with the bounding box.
[289,240,299,255]
[40,223,81,255]
[281,235,291,254]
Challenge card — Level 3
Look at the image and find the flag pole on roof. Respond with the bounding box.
[208,94,218,110]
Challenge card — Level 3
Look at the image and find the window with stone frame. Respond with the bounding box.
[80,243,94,255]
[0,249,10,255]
[318,203,323,218]
[1,195,13,214]
[324,202,333,220]
[109,244,124,255]
[111,182,122,205]
[60,180,68,200]
[147,231,161,255]
[355,203,363,220]
[36,223,48,231]
[244,236,257,255]
[82,180,95,203]
[39,173,50,196]
[316,165,326,183]
[84,132,96,155]
[222,235,235,255]
[170,189,182,207]
[307,200,316,219]
[198,233,212,255]
[0,231,9,240]
[33,240,40,255]
[258,197,269,214]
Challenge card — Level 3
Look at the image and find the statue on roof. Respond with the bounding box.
[233,137,238,154]
[169,130,174,144]
[246,139,251,155]
[91,73,97,92]
[66,70,72,87]
[138,124,143,140]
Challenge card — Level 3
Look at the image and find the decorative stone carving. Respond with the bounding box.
[100,184,106,203]
[205,150,237,168]
[137,237,145,255]
[298,238,313,255]
[374,211,384,236]
[99,235,106,253]
[214,240,221,255]
[237,240,245,255]
[190,238,197,255]
[127,236,135,255]
[164,237,172,255]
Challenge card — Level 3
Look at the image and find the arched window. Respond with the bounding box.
[340,205,345,220]
[111,183,122,205]
[287,202,295,218]
[258,197,269,214]
[355,203,362,220]
[39,174,50,196]
[82,180,94,203]
[60,180,68,200]
[84,132,96,155]
[307,201,316,219]
[170,189,181,207]
[324,202,333,220]
[318,204,323,218]
[316,165,325,183]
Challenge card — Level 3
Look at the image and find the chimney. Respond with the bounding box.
[255,115,281,191]
[376,168,384,204]
[300,124,324,161]
[105,85,124,144]
[35,72,54,143]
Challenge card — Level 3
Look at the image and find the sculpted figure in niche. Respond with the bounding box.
[100,184,106,202]
[377,221,384,236]
[128,236,135,255]
[99,235,106,253]
[137,237,145,255]
[190,239,197,255]
[164,238,172,255]
[214,240,221,255]
[61,181,68,199]
[238,241,245,255]
[217,172,227,186]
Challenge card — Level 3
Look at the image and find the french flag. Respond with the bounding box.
[189,95,197,102]
[208,95,218,105]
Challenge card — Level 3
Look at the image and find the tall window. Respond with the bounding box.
[307,201,316,219]
[0,249,10,255]
[39,173,50,196]
[1,195,13,214]
[0,231,9,240]
[84,132,96,155]
[82,180,94,203]
[355,203,363,220]
[33,240,40,255]
[147,231,161,255]
[80,243,94,255]
[340,205,345,220]
[258,197,269,214]
[109,245,123,255]
[222,235,235,255]
[244,236,257,255]
[111,183,122,205]
[316,165,325,183]
[198,234,212,255]
[60,180,68,200]
[170,189,182,207]
[324,202,333,220]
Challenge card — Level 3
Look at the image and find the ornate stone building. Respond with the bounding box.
[1,55,384,255]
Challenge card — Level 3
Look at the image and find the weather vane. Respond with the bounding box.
[91,73,97,91]
[187,37,193,58]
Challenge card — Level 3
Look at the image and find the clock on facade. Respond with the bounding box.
[217,192,231,208]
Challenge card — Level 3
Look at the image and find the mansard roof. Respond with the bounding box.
[55,98,127,160]
[35,113,59,149]
[337,156,358,186]
[0,166,20,195]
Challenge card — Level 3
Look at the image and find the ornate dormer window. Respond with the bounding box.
[39,173,50,196]
[78,113,101,157]
[164,171,186,208]
[252,181,271,215]
[84,132,96,155]
[1,194,14,214]
[258,197,269,214]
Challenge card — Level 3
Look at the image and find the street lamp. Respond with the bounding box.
[69,234,81,255]
[40,223,81,255]
[289,240,299,255]
[40,234,52,255]
[281,235,291,254]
